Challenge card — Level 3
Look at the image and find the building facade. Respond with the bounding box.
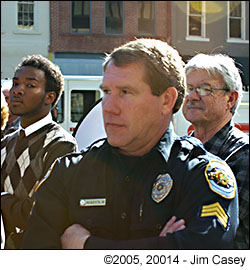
[1,1,249,89]
[49,1,172,75]
[1,1,50,79]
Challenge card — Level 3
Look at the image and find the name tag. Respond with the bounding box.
[80,198,106,207]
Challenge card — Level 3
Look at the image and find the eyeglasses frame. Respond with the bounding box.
[186,86,228,97]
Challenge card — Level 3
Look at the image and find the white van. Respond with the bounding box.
[57,75,103,133]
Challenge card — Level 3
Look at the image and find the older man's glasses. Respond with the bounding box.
[186,85,227,96]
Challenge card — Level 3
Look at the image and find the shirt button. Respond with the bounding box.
[121,212,127,219]
[86,219,93,225]
[124,176,130,182]
[156,224,163,230]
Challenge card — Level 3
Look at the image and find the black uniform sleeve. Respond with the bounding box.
[85,234,178,249]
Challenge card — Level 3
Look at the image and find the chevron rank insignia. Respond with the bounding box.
[152,173,173,203]
[200,202,229,230]
[205,160,236,199]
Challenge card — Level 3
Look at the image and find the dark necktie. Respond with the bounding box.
[15,129,28,160]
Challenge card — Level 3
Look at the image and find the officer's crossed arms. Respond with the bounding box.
[60,216,186,249]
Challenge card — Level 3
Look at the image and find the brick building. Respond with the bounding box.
[49,1,172,75]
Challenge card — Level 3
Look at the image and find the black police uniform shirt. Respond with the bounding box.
[22,124,238,249]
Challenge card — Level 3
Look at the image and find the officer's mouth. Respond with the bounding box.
[105,122,125,130]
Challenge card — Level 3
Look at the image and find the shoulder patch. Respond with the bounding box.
[205,160,236,199]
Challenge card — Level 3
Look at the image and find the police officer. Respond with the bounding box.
[22,39,238,249]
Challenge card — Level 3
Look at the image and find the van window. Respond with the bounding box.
[71,90,96,122]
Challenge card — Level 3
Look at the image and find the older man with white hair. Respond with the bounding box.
[182,53,249,249]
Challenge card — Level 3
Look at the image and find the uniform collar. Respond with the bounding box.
[156,122,178,163]
[109,121,178,163]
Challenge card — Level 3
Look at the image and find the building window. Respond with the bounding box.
[71,1,90,33]
[105,1,123,34]
[187,1,206,38]
[228,1,244,39]
[137,1,155,36]
[18,1,34,30]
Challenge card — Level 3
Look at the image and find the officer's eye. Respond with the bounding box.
[121,90,129,95]
[103,89,111,95]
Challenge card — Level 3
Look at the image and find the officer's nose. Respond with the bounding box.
[102,94,121,115]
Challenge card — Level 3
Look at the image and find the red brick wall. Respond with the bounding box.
[49,1,172,54]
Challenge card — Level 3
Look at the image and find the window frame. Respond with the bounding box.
[104,1,124,35]
[70,1,91,35]
[227,1,249,44]
[14,1,40,34]
[137,1,156,37]
[186,1,209,42]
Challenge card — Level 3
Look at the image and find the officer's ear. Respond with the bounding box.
[160,87,178,115]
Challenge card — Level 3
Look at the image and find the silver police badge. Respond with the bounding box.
[152,173,173,203]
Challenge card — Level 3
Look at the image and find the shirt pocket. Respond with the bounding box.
[129,196,174,238]
[69,196,113,238]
